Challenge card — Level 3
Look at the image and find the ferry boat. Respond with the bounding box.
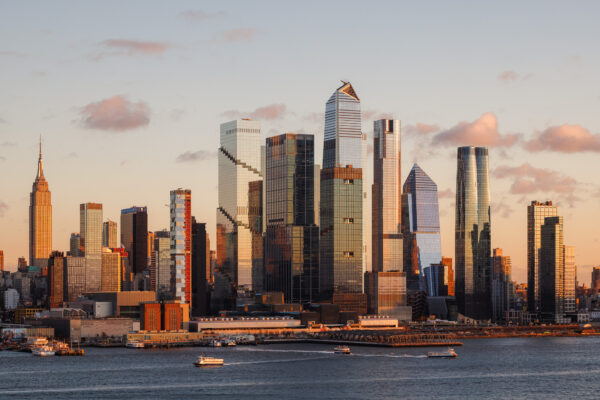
[194,356,224,367]
[427,348,458,358]
[125,341,145,349]
[32,345,55,357]
[334,345,351,354]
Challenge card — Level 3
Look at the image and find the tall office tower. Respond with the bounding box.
[191,218,211,316]
[170,189,191,305]
[101,248,121,292]
[402,164,442,294]
[592,267,600,294]
[216,119,262,298]
[563,245,576,313]
[0,250,3,272]
[48,251,65,308]
[69,233,82,256]
[455,146,491,320]
[147,231,155,269]
[491,248,512,322]
[110,247,130,291]
[249,180,264,292]
[527,201,558,313]
[372,119,403,274]
[320,82,363,300]
[264,133,319,303]
[152,230,171,298]
[540,216,564,321]
[428,257,454,297]
[64,256,85,301]
[314,164,321,225]
[80,203,103,292]
[102,220,117,248]
[120,207,148,275]
[29,139,52,268]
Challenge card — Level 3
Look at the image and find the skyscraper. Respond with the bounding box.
[216,119,262,298]
[29,139,52,268]
[372,119,403,274]
[319,82,364,300]
[170,189,191,306]
[152,230,171,298]
[264,133,319,303]
[455,146,491,320]
[69,233,82,256]
[48,251,64,308]
[120,207,148,275]
[103,220,117,248]
[563,245,576,314]
[80,203,102,292]
[527,201,558,313]
[592,267,600,294]
[191,218,211,316]
[540,216,564,321]
[101,248,121,292]
[402,164,442,294]
[491,248,512,322]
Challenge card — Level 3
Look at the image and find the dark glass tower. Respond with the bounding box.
[455,146,491,320]
[120,206,148,275]
[264,133,319,303]
[191,217,210,316]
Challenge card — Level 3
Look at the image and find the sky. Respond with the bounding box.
[1,1,599,284]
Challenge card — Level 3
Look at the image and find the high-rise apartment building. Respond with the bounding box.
[69,233,82,256]
[48,251,65,308]
[249,180,264,293]
[455,146,491,320]
[29,140,52,268]
[191,218,211,316]
[372,119,403,274]
[217,119,263,298]
[120,207,148,275]
[64,255,85,301]
[101,248,121,292]
[152,230,171,298]
[170,189,191,306]
[540,216,564,321]
[563,245,576,314]
[320,82,363,299]
[264,133,319,303]
[102,220,117,248]
[527,201,559,313]
[402,164,442,293]
[492,248,512,322]
[80,203,103,292]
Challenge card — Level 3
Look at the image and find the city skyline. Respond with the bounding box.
[2,2,600,285]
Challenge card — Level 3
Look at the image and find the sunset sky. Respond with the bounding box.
[1,1,599,283]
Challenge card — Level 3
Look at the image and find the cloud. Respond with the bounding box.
[524,124,600,153]
[213,28,259,43]
[79,95,150,131]
[303,112,322,124]
[493,163,580,206]
[432,112,520,148]
[498,70,533,83]
[362,110,395,121]
[176,150,216,163]
[491,201,513,218]
[178,9,226,21]
[405,123,440,135]
[101,39,170,55]
[438,188,454,199]
[0,201,7,217]
[221,103,287,120]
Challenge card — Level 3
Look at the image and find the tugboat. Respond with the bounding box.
[334,345,351,354]
[427,348,458,358]
[32,345,55,357]
[194,355,224,367]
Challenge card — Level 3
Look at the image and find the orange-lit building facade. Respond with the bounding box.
[29,140,52,269]
[140,302,161,331]
[48,251,65,308]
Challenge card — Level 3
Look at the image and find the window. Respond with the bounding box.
[343,251,354,258]
[344,179,354,185]
[343,218,354,224]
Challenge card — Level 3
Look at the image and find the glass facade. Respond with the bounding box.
[80,203,103,293]
[29,141,52,269]
[491,248,512,322]
[101,249,121,292]
[540,216,564,321]
[264,133,319,303]
[563,245,576,313]
[372,119,403,274]
[152,231,171,298]
[102,220,117,248]
[455,146,491,320]
[120,207,148,275]
[191,218,210,316]
[527,201,558,313]
[216,119,263,297]
[402,164,442,294]
[170,189,191,306]
[65,256,85,301]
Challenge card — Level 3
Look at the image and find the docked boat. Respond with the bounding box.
[427,348,458,358]
[32,345,55,357]
[334,345,351,354]
[125,341,145,349]
[226,340,236,347]
[194,356,224,367]
[210,340,222,347]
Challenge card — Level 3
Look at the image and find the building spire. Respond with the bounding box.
[37,135,44,179]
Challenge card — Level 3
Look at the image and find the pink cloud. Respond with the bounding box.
[221,104,287,120]
[178,9,226,21]
[498,70,533,83]
[433,112,520,148]
[524,124,600,153]
[491,201,513,218]
[361,110,394,121]
[405,123,440,135]
[214,28,259,43]
[101,39,169,55]
[438,188,454,199]
[493,163,578,195]
[80,95,150,131]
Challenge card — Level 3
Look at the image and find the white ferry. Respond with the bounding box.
[334,345,351,354]
[32,345,55,357]
[194,356,224,367]
[125,341,145,349]
[427,348,458,358]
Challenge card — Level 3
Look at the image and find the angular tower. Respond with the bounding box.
[29,138,52,268]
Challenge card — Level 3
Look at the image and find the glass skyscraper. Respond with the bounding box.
[80,203,103,293]
[320,82,363,298]
[372,119,403,273]
[170,189,191,306]
[455,146,491,320]
[29,140,52,269]
[152,230,171,298]
[264,133,319,303]
[120,206,148,275]
[216,119,263,298]
[102,220,117,248]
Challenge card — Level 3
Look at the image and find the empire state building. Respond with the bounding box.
[29,139,52,268]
